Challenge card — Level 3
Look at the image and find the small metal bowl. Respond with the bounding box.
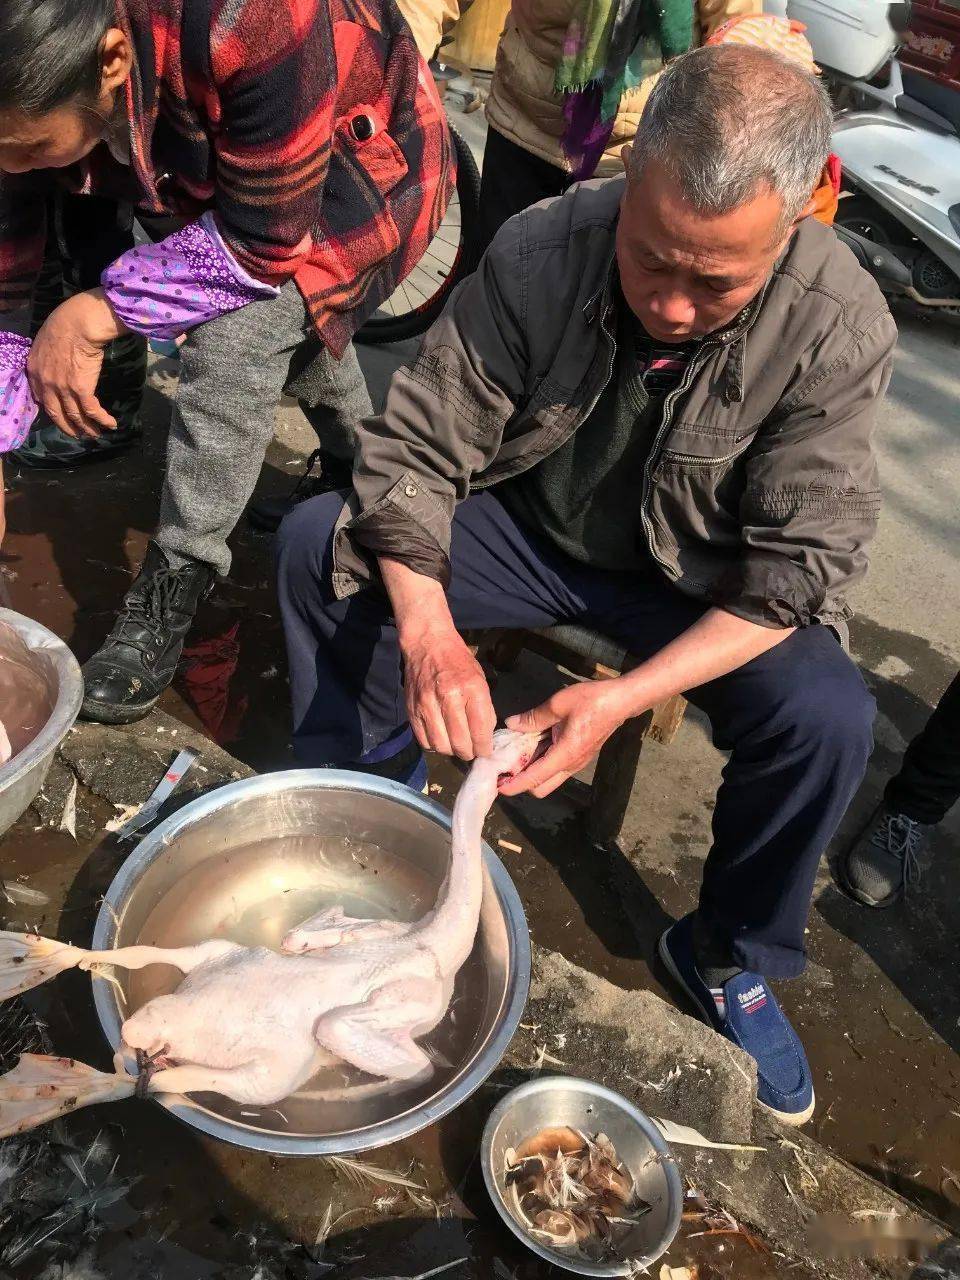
[481,1077,683,1277]
[0,609,82,839]
[92,769,531,1155]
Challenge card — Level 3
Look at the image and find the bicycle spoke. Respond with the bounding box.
[409,275,436,303]
[421,247,456,273]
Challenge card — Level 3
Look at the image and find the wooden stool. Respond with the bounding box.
[473,625,687,846]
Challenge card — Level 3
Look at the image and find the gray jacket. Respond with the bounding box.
[334,178,897,630]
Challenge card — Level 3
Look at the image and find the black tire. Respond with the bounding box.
[834,196,901,247]
[358,123,481,345]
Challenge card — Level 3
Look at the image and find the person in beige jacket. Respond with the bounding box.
[479,0,761,245]
[398,0,464,62]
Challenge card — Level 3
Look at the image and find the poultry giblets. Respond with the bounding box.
[0,728,546,1136]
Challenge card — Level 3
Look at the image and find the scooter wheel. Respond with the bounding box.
[835,197,901,247]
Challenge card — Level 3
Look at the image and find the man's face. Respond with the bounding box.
[616,155,796,343]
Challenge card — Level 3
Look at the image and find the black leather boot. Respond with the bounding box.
[80,543,214,724]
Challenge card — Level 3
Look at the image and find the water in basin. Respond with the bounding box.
[122,832,491,1137]
[0,620,55,763]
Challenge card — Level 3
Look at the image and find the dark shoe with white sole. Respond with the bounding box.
[837,804,930,908]
[658,913,815,1126]
[80,543,214,725]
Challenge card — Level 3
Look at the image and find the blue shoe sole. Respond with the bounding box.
[657,927,816,1127]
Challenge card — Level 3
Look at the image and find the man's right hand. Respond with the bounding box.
[401,623,496,761]
[379,555,496,761]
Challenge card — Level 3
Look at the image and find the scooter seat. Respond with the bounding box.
[901,68,960,137]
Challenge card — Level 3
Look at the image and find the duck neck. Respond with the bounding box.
[414,757,497,975]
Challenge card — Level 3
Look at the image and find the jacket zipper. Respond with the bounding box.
[639,340,721,575]
[658,441,752,467]
[588,303,618,419]
[476,301,618,490]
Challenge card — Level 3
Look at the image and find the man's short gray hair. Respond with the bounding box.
[630,43,833,226]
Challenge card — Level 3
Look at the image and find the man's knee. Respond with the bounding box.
[778,649,876,764]
[275,491,344,606]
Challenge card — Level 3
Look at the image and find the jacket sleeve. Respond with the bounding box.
[336,221,530,587]
[711,307,897,629]
[206,0,337,286]
[0,334,38,452]
[101,212,279,339]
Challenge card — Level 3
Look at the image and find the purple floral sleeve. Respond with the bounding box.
[0,333,38,452]
[102,212,280,340]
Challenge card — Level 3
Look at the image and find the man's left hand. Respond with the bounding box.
[27,289,128,439]
[499,681,630,798]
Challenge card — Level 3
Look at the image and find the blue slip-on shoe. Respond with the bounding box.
[658,913,815,1127]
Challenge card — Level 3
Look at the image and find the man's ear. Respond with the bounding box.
[793,194,818,226]
[776,194,818,253]
[621,143,633,176]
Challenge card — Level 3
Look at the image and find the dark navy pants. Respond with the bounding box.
[886,670,960,825]
[276,490,876,979]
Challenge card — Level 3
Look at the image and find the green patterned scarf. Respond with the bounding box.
[556,0,694,123]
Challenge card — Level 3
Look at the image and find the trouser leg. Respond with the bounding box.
[476,127,572,253]
[685,633,874,978]
[885,670,960,825]
[284,339,373,463]
[157,281,361,575]
[571,592,876,979]
[275,490,586,765]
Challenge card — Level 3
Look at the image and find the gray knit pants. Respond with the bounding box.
[157,281,373,576]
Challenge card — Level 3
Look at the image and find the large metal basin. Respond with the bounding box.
[92,770,531,1155]
[0,609,83,838]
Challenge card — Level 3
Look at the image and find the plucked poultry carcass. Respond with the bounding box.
[0,729,545,1135]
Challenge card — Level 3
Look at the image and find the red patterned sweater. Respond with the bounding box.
[0,0,454,357]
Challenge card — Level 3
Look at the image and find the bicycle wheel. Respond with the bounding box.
[358,123,481,345]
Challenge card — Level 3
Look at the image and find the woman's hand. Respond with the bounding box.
[27,289,127,438]
[498,681,632,798]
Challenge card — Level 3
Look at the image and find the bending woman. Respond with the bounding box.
[0,0,452,723]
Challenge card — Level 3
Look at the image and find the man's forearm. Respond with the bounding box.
[379,556,455,646]
[379,555,497,759]
[616,607,794,715]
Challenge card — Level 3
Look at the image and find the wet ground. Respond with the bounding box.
[0,742,813,1280]
[1,182,959,1272]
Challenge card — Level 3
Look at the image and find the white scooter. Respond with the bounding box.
[770,0,960,313]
